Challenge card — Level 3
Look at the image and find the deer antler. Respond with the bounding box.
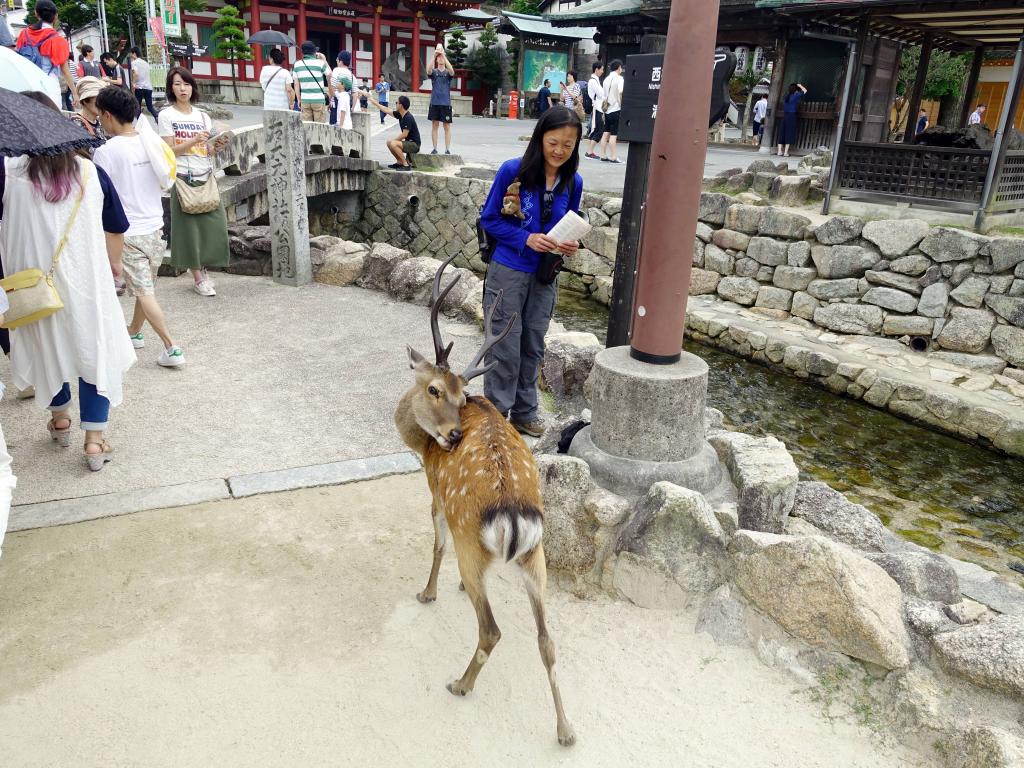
[430,255,462,368]
[462,290,517,382]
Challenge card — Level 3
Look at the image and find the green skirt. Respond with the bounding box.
[169,187,231,269]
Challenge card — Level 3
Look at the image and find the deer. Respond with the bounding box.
[393,256,576,747]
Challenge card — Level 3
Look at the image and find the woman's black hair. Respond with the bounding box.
[517,105,582,193]
[788,82,799,95]
[269,48,285,65]
[166,66,201,104]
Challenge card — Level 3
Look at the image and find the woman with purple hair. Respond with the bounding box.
[0,110,135,471]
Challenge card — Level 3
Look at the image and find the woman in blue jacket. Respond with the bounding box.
[480,106,584,437]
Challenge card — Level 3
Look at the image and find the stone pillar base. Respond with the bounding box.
[569,425,722,499]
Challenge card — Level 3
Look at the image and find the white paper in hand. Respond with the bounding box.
[544,210,591,251]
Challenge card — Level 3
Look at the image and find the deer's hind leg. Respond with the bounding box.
[417,500,447,604]
[520,545,575,747]
[447,542,500,697]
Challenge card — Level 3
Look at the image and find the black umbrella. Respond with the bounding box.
[247,30,296,46]
[0,87,104,158]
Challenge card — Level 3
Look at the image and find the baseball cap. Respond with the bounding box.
[76,76,105,101]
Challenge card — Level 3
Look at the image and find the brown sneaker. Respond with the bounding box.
[511,418,546,438]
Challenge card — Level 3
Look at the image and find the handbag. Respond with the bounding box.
[0,166,89,329]
[176,173,220,214]
[573,100,586,122]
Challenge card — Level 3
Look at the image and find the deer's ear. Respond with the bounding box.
[408,345,428,370]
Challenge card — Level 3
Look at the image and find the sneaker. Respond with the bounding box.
[511,418,546,438]
[158,346,185,368]
[585,152,599,160]
[386,162,403,169]
[601,157,610,162]
[445,150,451,155]
[193,280,216,297]
[200,267,215,289]
[129,332,145,349]
[430,149,438,155]
[608,158,622,164]
[396,164,413,172]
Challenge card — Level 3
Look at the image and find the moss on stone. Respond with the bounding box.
[898,529,944,550]
[911,516,943,531]
[951,527,984,538]
[957,540,999,559]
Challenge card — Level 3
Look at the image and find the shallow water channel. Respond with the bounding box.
[553,292,1024,585]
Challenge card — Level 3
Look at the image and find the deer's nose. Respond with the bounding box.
[449,429,463,445]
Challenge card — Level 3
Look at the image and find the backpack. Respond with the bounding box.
[17,29,59,75]
[581,82,594,115]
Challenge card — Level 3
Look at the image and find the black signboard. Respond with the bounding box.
[168,42,209,58]
[619,50,737,144]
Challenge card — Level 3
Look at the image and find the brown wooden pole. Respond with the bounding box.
[628,0,721,364]
[903,32,933,144]
[959,46,984,129]
[759,34,787,153]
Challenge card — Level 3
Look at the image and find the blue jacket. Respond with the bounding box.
[481,158,584,274]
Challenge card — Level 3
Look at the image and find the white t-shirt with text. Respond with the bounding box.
[158,105,214,180]
[93,134,164,236]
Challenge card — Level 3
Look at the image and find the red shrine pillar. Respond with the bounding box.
[372,6,381,83]
[251,0,262,79]
[297,0,307,44]
[411,11,421,92]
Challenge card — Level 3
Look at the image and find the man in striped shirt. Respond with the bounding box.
[293,41,332,122]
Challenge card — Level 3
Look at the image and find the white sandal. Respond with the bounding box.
[85,440,114,472]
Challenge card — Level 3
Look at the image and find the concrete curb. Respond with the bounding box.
[9,452,423,532]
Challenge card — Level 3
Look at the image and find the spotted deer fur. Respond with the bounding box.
[393,256,576,747]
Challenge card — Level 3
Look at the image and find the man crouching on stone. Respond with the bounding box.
[360,91,421,172]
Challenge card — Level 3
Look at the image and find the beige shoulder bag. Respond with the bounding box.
[0,166,90,329]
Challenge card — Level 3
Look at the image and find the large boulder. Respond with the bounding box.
[712,228,751,252]
[861,219,930,257]
[315,243,366,287]
[717,276,761,306]
[769,175,811,206]
[864,269,923,295]
[861,286,919,313]
[704,243,735,275]
[936,307,996,353]
[813,216,864,245]
[747,236,789,266]
[755,286,793,311]
[789,481,887,552]
[773,266,816,292]
[730,533,911,669]
[986,238,1024,273]
[932,615,1024,697]
[712,432,797,533]
[724,204,764,234]
[813,304,884,335]
[985,294,1024,327]
[358,242,412,291]
[387,255,444,304]
[689,267,722,296]
[811,244,877,278]
[613,482,728,609]
[582,226,619,259]
[917,281,949,317]
[866,551,960,604]
[889,253,931,276]
[536,455,596,575]
[698,192,732,225]
[807,278,860,300]
[758,208,811,239]
[919,227,988,262]
[563,248,612,277]
[949,276,991,308]
[992,325,1024,366]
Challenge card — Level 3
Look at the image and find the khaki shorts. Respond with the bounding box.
[123,230,166,297]
[301,103,328,123]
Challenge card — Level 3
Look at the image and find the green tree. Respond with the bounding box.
[467,23,504,101]
[892,46,971,135]
[212,5,252,103]
[506,36,520,87]
[730,58,768,142]
[446,26,467,69]
[507,0,541,14]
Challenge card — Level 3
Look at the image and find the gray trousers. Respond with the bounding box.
[482,261,557,422]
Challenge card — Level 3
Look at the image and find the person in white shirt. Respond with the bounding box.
[752,94,768,146]
[332,50,354,129]
[94,86,185,368]
[598,59,624,163]
[0,290,15,559]
[260,48,296,111]
[130,46,159,119]
[584,61,605,160]
[969,104,986,126]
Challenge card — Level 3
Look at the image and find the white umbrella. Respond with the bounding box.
[0,46,62,108]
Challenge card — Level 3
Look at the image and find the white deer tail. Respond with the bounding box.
[480,502,544,562]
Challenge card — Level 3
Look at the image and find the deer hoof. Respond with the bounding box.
[446,681,469,696]
[416,592,436,604]
[558,727,577,747]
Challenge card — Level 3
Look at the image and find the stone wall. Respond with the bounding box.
[687,197,1024,376]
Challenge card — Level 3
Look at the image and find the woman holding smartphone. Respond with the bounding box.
[159,67,231,297]
[479,106,583,437]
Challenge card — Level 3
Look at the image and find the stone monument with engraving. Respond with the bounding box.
[263,110,312,287]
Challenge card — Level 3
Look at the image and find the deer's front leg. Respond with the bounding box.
[417,501,448,604]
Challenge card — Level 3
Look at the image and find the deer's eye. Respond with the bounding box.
[428,385,440,397]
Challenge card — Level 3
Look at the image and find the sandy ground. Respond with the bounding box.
[0,472,924,767]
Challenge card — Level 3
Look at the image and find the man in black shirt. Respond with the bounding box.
[538,79,552,114]
[361,92,420,171]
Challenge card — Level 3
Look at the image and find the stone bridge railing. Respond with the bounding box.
[209,112,375,224]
